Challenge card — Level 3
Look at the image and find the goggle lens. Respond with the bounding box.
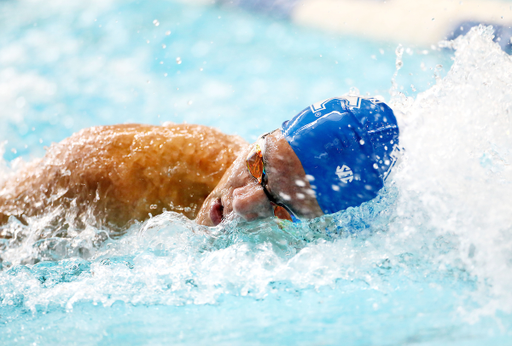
[246,142,295,222]
[246,144,264,184]
[271,203,293,222]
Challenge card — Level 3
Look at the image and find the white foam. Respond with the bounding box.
[1,26,511,324]
[391,25,512,319]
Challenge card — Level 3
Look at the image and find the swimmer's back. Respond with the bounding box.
[0,123,247,232]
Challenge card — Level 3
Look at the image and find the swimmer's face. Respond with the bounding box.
[195,129,324,226]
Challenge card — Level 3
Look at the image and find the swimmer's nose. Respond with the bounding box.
[232,184,273,221]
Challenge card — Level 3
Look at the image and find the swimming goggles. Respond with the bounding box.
[246,132,300,223]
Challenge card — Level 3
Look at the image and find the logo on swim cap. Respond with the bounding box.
[336,165,353,183]
[281,96,399,214]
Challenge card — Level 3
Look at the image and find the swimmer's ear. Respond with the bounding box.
[161,121,176,127]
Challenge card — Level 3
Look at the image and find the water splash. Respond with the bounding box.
[1,24,512,343]
[392,25,512,319]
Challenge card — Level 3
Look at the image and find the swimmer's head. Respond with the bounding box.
[195,96,399,227]
[281,96,399,214]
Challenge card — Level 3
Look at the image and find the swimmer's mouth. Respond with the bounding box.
[209,197,224,226]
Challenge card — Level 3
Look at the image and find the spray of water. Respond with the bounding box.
[0,26,511,325]
[391,25,512,319]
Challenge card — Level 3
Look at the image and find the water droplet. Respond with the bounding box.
[279,192,291,201]
[165,30,171,35]
[164,73,168,77]
[160,61,163,64]
[295,180,306,187]
[153,19,160,27]
[176,57,182,64]
[360,139,365,145]
[349,87,360,95]
[162,44,166,49]
[199,68,203,71]
[146,40,150,44]
[395,45,404,56]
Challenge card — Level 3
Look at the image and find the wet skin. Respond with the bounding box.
[0,123,247,233]
[0,125,323,235]
[195,130,324,226]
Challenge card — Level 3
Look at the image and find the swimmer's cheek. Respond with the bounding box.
[231,187,273,221]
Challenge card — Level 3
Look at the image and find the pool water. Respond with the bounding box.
[1,1,512,345]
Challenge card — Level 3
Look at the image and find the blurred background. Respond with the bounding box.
[1,1,512,345]
[4,0,510,162]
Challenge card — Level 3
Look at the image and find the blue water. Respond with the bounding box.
[1,1,512,345]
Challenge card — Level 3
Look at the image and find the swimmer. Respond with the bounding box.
[0,96,399,234]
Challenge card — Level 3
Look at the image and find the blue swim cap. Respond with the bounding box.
[281,96,399,214]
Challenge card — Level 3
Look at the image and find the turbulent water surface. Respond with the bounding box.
[0,0,512,345]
